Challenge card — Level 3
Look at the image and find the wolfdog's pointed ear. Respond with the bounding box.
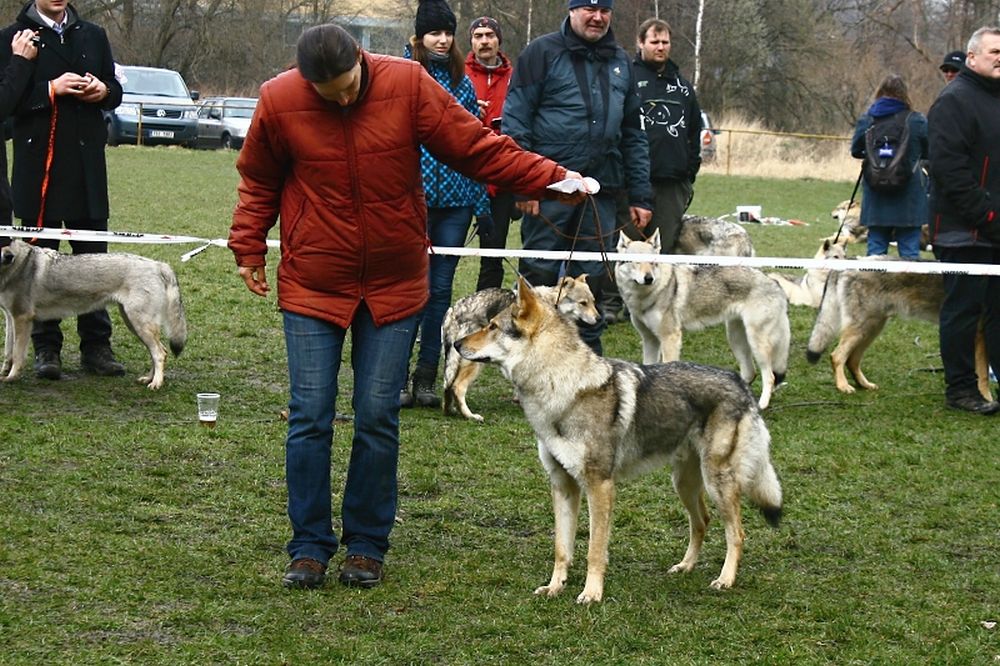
[649,228,661,252]
[513,276,541,320]
[577,273,588,284]
[617,231,629,252]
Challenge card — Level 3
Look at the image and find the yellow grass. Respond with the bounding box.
[702,113,859,182]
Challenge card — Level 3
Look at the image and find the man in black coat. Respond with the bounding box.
[928,25,1000,415]
[0,0,124,380]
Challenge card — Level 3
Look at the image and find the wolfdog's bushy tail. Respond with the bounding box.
[805,273,841,365]
[740,412,783,527]
[161,263,188,356]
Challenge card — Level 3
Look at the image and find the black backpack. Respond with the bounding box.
[863,111,913,193]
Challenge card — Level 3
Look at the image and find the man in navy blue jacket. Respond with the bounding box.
[503,0,652,354]
[928,26,1000,414]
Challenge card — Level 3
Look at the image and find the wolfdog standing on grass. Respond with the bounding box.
[0,239,187,389]
[806,267,991,398]
[615,230,790,409]
[455,278,783,604]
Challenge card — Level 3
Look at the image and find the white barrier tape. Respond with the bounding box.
[431,246,1000,277]
[4,225,1000,276]
[0,226,278,263]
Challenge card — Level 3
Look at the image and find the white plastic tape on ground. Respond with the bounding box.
[4,225,1000,276]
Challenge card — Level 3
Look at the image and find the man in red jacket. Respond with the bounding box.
[230,23,587,591]
[465,16,517,290]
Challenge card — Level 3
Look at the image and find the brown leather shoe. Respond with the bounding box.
[338,555,383,588]
[282,557,327,589]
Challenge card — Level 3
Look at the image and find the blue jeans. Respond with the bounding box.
[867,226,922,259]
[413,206,472,369]
[283,306,416,565]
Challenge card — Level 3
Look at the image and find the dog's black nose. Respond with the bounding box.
[0,251,12,265]
[642,274,654,285]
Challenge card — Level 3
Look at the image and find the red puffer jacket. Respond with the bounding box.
[230,51,565,328]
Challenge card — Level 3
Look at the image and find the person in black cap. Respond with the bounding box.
[940,49,966,83]
[401,0,491,409]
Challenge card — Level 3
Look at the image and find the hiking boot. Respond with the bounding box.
[946,394,1000,415]
[81,347,126,377]
[338,555,383,588]
[34,350,62,380]
[412,364,440,408]
[282,557,327,589]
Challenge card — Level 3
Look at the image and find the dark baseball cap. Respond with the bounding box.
[940,50,966,72]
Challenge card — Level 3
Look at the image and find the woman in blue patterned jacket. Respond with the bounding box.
[401,0,490,408]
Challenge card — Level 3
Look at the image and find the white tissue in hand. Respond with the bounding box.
[547,176,600,195]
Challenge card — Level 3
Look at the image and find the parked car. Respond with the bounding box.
[105,65,199,147]
[700,111,720,163]
[196,97,257,150]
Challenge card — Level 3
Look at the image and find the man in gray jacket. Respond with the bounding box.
[503,0,652,353]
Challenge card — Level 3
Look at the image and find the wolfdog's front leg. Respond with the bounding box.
[2,315,32,381]
[534,464,580,599]
[577,477,615,604]
[1,308,13,376]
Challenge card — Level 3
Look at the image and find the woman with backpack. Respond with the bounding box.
[850,74,929,258]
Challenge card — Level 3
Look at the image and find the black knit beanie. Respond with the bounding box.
[415,0,457,39]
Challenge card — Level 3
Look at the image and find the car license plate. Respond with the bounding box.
[149,130,174,138]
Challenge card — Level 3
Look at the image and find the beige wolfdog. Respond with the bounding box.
[442,274,598,422]
[0,239,187,389]
[455,278,783,603]
[614,230,790,409]
[806,267,990,397]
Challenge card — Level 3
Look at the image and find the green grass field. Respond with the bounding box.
[1,147,997,664]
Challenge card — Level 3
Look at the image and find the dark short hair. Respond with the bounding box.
[874,74,911,109]
[297,24,360,83]
[637,18,671,42]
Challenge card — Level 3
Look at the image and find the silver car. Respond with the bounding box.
[196,97,257,149]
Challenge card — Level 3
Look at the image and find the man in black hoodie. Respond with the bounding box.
[623,17,702,253]
[928,26,1000,415]
[600,17,702,324]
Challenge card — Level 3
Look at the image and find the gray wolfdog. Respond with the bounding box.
[615,230,790,409]
[676,214,755,257]
[806,267,990,397]
[0,239,187,389]
[455,278,783,603]
[442,274,598,422]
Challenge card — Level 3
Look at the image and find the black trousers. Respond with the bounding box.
[475,192,516,291]
[935,244,1000,399]
[29,218,114,355]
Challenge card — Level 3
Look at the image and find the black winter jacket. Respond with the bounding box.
[928,67,1000,247]
[632,57,702,183]
[0,1,122,222]
[0,54,34,221]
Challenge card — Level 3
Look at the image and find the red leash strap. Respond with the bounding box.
[33,81,59,241]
